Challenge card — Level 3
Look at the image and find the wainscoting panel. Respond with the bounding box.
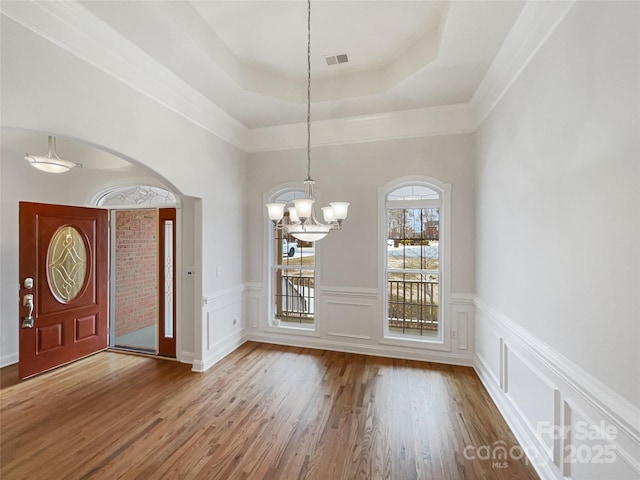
[243,284,475,366]
[323,295,375,341]
[194,287,245,372]
[456,311,469,349]
[451,294,475,353]
[475,312,502,389]
[474,297,640,480]
[504,345,556,459]
[247,297,259,329]
[562,401,639,480]
[243,282,262,330]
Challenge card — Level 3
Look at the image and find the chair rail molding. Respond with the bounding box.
[473,296,640,480]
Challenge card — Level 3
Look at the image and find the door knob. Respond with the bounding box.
[22,294,34,329]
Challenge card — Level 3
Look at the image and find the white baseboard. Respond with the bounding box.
[474,297,640,480]
[245,331,474,367]
[1,352,18,368]
[193,330,246,373]
[178,351,194,365]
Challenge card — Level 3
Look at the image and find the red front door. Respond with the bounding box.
[18,202,108,378]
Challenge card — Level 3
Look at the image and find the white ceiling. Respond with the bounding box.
[79,0,526,129]
[3,0,575,156]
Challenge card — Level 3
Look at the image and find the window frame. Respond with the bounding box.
[264,185,320,334]
[378,176,452,351]
[94,184,178,208]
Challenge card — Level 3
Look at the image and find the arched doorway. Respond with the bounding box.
[1,128,194,371]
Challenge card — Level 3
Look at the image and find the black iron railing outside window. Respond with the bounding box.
[387,277,439,336]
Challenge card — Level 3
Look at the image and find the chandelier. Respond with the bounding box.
[265,0,349,243]
[24,136,82,173]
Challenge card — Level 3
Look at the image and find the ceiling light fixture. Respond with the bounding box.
[265,0,349,242]
[24,136,82,173]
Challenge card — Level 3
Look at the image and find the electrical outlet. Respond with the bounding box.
[451,329,457,339]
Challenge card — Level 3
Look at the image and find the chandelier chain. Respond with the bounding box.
[306,0,312,181]
[263,0,349,241]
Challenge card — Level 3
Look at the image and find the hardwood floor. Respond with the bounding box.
[1,342,539,480]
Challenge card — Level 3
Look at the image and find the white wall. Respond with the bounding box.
[474,2,639,479]
[245,135,476,291]
[177,195,199,364]
[244,133,476,364]
[1,18,246,369]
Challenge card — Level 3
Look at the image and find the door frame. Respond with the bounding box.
[107,206,181,358]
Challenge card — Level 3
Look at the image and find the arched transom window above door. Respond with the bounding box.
[95,185,177,208]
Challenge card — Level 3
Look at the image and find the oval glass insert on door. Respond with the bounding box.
[47,225,88,302]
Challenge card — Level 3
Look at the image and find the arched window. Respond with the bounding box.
[380,177,451,346]
[95,185,177,207]
[268,188,316,330]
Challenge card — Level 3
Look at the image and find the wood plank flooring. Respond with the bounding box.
[1,342,539,480]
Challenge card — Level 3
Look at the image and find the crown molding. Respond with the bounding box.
[0,0,249,150]
[470,0,577,126]
[2,0,577,153]
[245,104,476,153]
[252,0,578,151]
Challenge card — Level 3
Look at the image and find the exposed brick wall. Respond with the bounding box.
[115,209,157,337]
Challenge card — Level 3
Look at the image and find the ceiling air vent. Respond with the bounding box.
[324,53,349,66]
